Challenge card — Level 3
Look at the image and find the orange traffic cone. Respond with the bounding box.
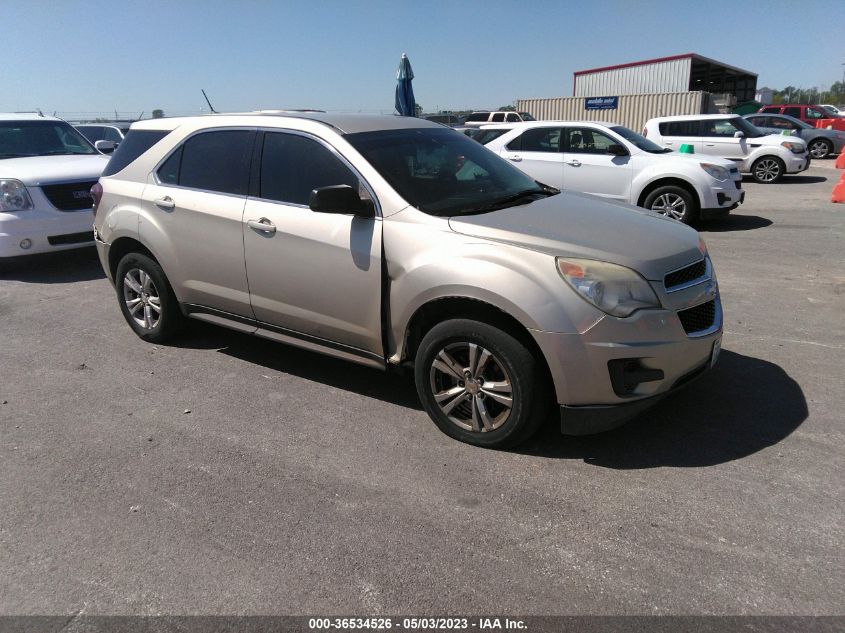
[832,151,845,203]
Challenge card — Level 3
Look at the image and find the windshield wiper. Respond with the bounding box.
[457,188,555,215]
[38,150,92,156]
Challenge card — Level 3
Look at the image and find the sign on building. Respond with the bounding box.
[585,96,619,110]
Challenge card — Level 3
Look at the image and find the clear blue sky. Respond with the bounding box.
[4,0,845,117]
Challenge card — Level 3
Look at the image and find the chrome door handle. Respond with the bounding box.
[155,196,175,210]
[705,144,716,147]
[508,155,522,162]
[247,218,276,234]
[566,160,581,167]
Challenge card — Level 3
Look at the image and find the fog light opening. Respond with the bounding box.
[19,238,32,250]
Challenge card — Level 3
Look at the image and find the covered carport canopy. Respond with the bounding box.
[688,54,757,103]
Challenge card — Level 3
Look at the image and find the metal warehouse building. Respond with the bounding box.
[573,53,757,103]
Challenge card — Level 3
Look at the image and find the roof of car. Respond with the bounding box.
[0,112,63,122]
[131,112,443,135]
[647,114,740,122]
[478,120,622,129]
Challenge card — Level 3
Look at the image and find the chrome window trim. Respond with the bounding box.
[664,257,712,293]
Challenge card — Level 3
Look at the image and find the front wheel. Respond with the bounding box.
[115,252,183,343]
[643,185,698,224]
[414,319,550,448]
[751,156,785,183]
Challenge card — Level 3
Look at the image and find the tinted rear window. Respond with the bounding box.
[658,121,701,136]
[177,130,253,195]
[102,130,169,176]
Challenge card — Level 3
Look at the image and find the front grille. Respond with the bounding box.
[664,259,706,290]
[47,231,94,246]
[40,181,97,211]
[678,300,716,335]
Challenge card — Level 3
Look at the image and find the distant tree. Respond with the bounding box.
[152,109,164,119]
[497,104,516,111]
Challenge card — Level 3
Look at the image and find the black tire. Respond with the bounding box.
[807,138,833,159]
[751,156,785,183]
[114,252,183,343]
[643,185,698,224]
[414,319,550,448]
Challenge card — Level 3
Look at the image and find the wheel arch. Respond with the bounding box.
[636,177,701,209]
[107,237,158,281]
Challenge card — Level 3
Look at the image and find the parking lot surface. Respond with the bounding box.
[1,165,843,615]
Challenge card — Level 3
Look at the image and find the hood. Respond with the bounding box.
[650,150,735,169]
[448,192,702,281]
[0,155,109,186]
[758,133,804,147]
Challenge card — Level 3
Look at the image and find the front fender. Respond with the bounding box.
[632,168,706,207]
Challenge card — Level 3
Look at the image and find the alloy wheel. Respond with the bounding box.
[123,268,162,330]
[429,342,513,432]
[650,193,687,220]
[809,140,831,159]
[754,159,781,182]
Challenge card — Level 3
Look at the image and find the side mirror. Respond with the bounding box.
[309,185,375,218]
[607,143,628,156]
[733,131,745,139]
[94,140,117,154]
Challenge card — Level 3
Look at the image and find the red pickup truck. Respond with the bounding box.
[758,104,845,132]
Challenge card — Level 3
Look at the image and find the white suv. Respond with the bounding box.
[1,113,109,257]
[463,111,536,127]
[482,121,743,224]
[643,114,809,184]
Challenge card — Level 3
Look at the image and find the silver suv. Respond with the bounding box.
[93,113,722,448]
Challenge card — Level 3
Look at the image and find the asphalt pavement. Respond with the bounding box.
[0,164,843,616]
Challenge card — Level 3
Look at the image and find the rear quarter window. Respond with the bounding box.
[658,121,700,136]
[102,130,170,177]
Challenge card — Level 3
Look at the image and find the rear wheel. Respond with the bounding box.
[808,138,833,159]
[643,185,698,224]
[115,252,183,343]
[751,156,784,183]
[414,319,550,448]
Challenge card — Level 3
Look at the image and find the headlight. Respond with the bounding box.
[556,258,661,318]
[0,179,34,212]
[700,162,729,181]
[780,141,805,154]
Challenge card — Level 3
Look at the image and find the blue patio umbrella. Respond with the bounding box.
[395,53,416,117]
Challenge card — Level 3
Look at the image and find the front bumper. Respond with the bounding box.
[530,278,722,435]
[0,207,94,258]
[784,153,811,174]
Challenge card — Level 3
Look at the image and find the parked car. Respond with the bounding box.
[757,104,845,131]
[818,104,844,117]
[482,121,743,224]
[0,113,109,258]
[93,113,722,448]
[472,124,516,145]
[643,114,809,183]
[452,126,482,138]
[75,123,131,153]
[422,114,464,127]
[463,110,536,127]
[744,113,845,159]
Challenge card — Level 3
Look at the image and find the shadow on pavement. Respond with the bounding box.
[519,350,807,469]
[700,215,773,232]
[742,175,828,185]
[175,322,423,410]
[0,247,105,283]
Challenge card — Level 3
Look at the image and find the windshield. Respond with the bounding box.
[518,112,536,121]
[727,117,765,138]
[475,128,512,145]
[0,120,98,158]
[346,127,556,216]
[609,125,669,153]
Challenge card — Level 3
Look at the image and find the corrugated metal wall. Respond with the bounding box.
[515,92,706,132]
[574,58,692,96]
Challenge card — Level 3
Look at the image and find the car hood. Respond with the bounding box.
[0,155,109,186]
[757,133,804,147]
[645,150,735,169]
[448,192,702,281]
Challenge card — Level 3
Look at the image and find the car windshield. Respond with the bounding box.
[609,125,669,153]
[346,127,557,216]
[0,120,98,158]
[475,128,512,144]
[518,112,536,121]
[729,117,766,138]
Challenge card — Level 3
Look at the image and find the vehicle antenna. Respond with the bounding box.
[202,89,218,114]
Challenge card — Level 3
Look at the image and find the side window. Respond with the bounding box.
[466,113,489,122]
[783,107,801,119]
[103,130,170,177]
[157,146,182,185]
[491,113,505,122]
[260,132,358,206]
[506,113,520,123]
[79,126,103,142]
[805,107,824,120]
[767,117,792,130]
[177,130,253,195]
[104,127,123,142]
[703,119,740,138]
[659,121,700,136]
[566,127,616,154]
[512,127,562,152]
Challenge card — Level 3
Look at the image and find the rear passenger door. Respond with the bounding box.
[496,126,565,188]
[561,126,632,201]
[242,130,383,357]
[139,128,256,318]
